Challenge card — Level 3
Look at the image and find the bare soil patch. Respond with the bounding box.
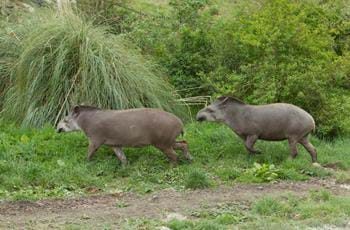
[1,179,349,229]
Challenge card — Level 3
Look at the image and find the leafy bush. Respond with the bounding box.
[124,0,216,97]
[208,0,350,138]
[121,0,350,138]
[0,10,186,127]
[250,163,280,182]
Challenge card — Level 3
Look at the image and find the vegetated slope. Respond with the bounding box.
[1,122,349,201]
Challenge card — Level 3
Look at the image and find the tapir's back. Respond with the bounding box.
[247,103,315,140]
[77,108,183,147]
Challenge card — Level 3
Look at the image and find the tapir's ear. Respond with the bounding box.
[217,96,230,104]
[217,96,245,106]
[72,105,80,115]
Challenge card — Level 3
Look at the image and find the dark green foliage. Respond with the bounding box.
[2,0,349,136]
[121,0,350,138]
[209,0,350,138]
[124,0,216,97]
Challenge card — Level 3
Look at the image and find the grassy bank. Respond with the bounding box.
[118,191,350,229]
[1,122,349,201]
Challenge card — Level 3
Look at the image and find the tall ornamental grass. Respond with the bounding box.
[0,10,186,127]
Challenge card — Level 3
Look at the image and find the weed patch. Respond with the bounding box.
[185,170,212,190]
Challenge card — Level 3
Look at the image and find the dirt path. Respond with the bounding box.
[1,178,349,229]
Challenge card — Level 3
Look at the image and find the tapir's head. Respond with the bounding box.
[56,106,82,133]
[196,96,245,122]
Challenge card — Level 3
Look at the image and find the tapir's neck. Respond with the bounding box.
[75,112,94,134]
[222,104,250,132]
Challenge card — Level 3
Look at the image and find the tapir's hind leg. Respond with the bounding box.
[173,140,193,161]
[113,147,128,166]
[299,136,318,163]
[156,145,178,164]
[288,138,299,159]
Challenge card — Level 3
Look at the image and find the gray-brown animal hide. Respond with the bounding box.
[57,106,192,165]
[196,96,317,163]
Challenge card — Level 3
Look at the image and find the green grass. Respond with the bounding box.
[0,122,350,201]
[185,169,212,189]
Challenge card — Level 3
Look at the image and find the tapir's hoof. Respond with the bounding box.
[170,161,178,167]
[249,150,262,155]
[186,157,193,163]
[120,162,128,167]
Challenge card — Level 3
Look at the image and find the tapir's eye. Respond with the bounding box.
[207,108,214,113]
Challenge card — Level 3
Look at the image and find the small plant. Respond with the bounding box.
[185,170,211,190]
[168,219,194,230]
[309,190,331,202]
[250,163,280,182]
[115,200,129,208]
[193,220,225,230]
[252,196,291,217]
[336,172,350,184]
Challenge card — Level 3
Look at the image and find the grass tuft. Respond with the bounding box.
[252,196,292,217]
[0,9,186,127]
[185,170,212,190]
[168,219,194,230]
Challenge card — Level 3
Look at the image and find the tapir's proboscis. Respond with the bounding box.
[196,96,318,164]
[56,106,192,165]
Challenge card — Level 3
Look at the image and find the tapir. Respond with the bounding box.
[57,105,192,165]
[196,96,318,163]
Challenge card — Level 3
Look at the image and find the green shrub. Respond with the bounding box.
[0,10,186,127]
[124,0,216,97]
[208,0,350,138]
[121,0,350,137]
[250,163,280,182]
[185,170,211,189]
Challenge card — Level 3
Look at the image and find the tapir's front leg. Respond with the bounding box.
[113,147,128,166]
[244,135,261,154]
[87,140,101,161]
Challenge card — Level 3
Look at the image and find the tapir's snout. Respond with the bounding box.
[196,114,206,122]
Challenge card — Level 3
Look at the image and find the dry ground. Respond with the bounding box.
[1,178,350,229]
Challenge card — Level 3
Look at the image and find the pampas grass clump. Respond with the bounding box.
[1,10,186,127]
